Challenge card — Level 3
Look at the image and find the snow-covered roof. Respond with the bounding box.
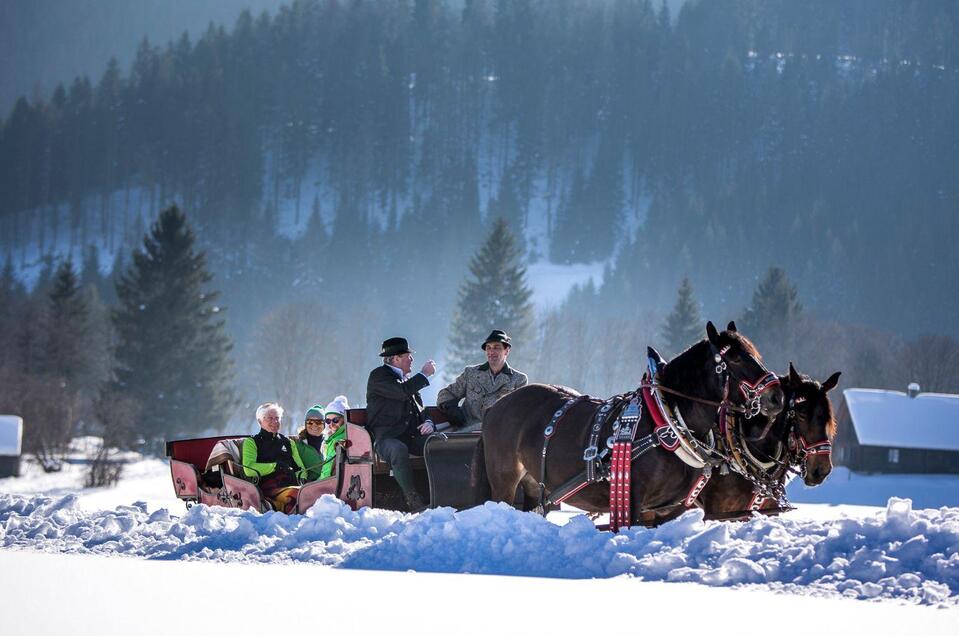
[0,415,23,455]
[843,389,959,451]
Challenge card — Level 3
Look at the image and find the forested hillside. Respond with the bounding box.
[1,0,957,422]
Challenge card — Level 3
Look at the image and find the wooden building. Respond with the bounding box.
[834,387,959,474]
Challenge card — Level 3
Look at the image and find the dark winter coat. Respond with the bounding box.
[366,364,429,443]
[303,433,324,454]
[241,429,308,481]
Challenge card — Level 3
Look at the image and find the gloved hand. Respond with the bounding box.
[439,400,467,428]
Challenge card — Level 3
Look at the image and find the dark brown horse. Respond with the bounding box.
[699,363,841,520]
[472,321,786,527]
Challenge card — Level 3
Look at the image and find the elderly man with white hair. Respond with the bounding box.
[241,402,309,512]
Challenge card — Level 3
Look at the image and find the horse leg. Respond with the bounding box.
[519,472,543,512]
[487,457,525,504]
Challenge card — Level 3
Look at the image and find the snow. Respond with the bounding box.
[525,260,606,310]
[843,389,959,451]
[0,415,22,456]
[3,551,955,636]
[1,492,958,607]
[3,452,959,633]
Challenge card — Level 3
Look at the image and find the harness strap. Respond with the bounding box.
[539,395,590,507]
[683,465,713,507]
[547,432,657,507]
[794,434,832,455]
[609,396,641,532]
[584,397,617,483]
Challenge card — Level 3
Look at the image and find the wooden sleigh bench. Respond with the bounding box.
[344,406,451,475]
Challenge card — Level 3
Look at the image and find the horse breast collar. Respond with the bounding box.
[643,372,716,470]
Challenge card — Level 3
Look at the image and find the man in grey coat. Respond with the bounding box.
[437,329,528,432]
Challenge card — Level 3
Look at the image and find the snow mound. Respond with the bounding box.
[1,494,957,606]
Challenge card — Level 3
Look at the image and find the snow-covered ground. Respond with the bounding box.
[2,454,958,634]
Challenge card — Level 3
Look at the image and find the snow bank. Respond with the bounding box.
[1,494,956,606]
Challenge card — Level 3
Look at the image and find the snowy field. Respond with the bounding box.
[2,454,958,635]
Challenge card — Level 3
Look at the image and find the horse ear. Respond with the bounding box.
[706,321,719,344]
[788,361,802,385]
[821,371,841,393]
[726,320,738,333]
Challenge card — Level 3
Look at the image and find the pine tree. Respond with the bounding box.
[446,218,534,377]
[17,259,101,472]
[0,254,26,327]
[740,266,802,361]
[112,206,236,453]
[662,275,702,357]
[42,260,91,388]
[294,197,329,294]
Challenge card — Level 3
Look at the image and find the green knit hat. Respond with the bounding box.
[304,405,325,422]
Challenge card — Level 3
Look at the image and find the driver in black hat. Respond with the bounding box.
[366,337,436,513]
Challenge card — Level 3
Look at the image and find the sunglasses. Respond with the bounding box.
[324,416,343,425]
[305,419,324,426]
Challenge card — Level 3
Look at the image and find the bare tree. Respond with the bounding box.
[0,369,77,472]
[249,300,330,421]
[902,334,959,394]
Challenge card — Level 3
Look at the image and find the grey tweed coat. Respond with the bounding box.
[436,361,528,431]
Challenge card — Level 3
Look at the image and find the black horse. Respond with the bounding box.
[472,321,785,527]
[699,363,840,520]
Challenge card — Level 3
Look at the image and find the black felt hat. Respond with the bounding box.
[380,337,414,357]
[481,329,512,350]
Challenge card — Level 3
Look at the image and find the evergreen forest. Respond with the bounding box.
[1,0,958,441]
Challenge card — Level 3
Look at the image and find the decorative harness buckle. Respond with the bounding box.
[739,372,780,419]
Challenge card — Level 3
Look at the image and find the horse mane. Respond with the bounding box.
[736,333,761,360]
[785,371,838,441]
[547,384,583,398]
[821,397,838,440]
[659,339,719,399]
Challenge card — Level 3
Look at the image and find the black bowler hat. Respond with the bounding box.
[380,337,414,357]
[481,329,512,350]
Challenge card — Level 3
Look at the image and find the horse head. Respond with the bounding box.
[783,362,841,486]
[706,321,785,420]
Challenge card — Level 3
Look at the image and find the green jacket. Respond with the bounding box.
[319,425,347,479]
[295,440,325,481]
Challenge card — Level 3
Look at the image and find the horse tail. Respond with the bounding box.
[470,435,492,505]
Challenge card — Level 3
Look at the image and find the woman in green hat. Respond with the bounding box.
[295,405,326,481]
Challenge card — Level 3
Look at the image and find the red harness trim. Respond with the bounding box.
[748,491,770,511]
[609,441,631,532]
[683,469,712,508]
[738,373,781,400]
[642,383,677,450]
[794,432,832,456]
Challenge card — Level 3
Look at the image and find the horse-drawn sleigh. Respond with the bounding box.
[166,321,840,530]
